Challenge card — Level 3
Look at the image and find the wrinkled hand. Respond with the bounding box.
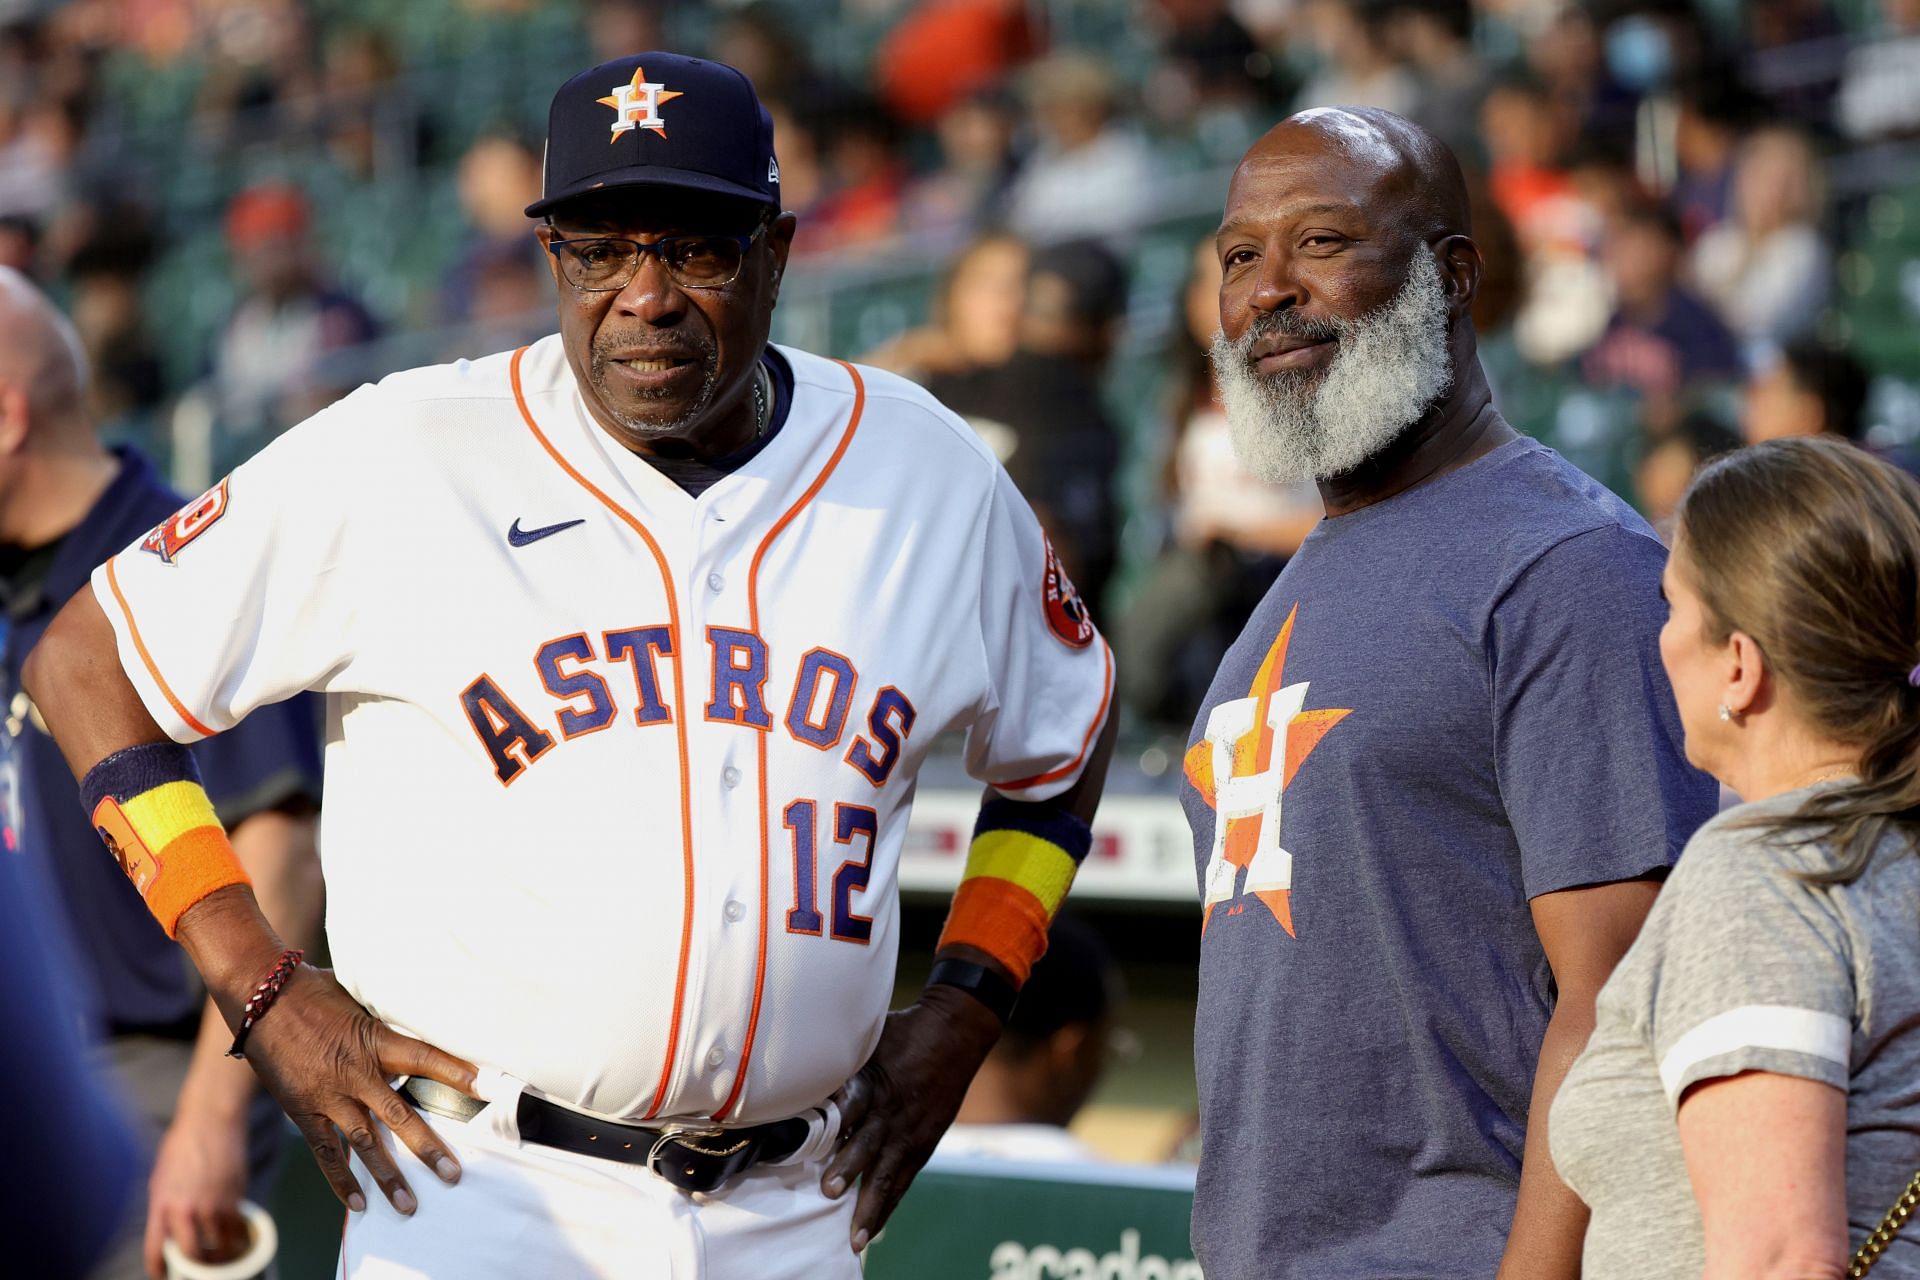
[821,983,1002,1251]
[142,1109,248,1279]
[239,964,477,1217]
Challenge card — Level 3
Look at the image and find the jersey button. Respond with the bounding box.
[723,900,745,923]
[707,572,725,593]
[722,766,742,788]
[706,1046,726,1070]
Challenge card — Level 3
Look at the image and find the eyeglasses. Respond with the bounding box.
[545,224,766,292]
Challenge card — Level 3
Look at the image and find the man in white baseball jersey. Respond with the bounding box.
[25,52,1116,1278]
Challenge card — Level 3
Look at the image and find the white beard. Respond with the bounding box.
[1211,252,1454,485]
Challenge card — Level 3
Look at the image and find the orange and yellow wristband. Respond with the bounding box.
[80,742,249,938]
[936,798,1093,986]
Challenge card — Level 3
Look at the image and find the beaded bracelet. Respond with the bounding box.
[226,948,304,1060]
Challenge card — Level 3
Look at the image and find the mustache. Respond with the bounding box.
[591,331,718,365]
[1232,309,1350,352]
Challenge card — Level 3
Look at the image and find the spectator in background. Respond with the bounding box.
[443,133,543,324]
[1668,77,1754,240]
[924,239,1127,611]
[936,917,1122,1164]
[1482,78,1588,257]
[714,2,841,111]
[315,27,401,184]
[1690,126,1832,350]
[186,0,318,152]
[1004,54,1155,246]
[1292,0,1419,118]
[863,230,1029,381]
[1527,6,1639,155]
[1837,0,1920,141]
[450,239,550,358]
[795,93,908,256]
[208,183,379,453]
[1634,410,1741,539]
[0,96,82,223]
[1140,0,1277,153]
[65,223,166,429]
[584,0,665,67]
[1386,0,1491,164]
[876,0,1039,128]
[899,89,1021,246]
[1741,337,1871,443]
[1118,235,1321,730]
[767,102,824,224]
[1584,204,1741,421]
[1502,139,1621,367]
[1602,3,1711,102]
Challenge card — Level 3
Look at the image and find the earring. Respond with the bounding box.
[1717,704,1733,722]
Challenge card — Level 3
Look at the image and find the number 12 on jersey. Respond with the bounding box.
[783,800,875,943]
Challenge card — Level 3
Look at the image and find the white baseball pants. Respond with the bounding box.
[340,1076,859,1279]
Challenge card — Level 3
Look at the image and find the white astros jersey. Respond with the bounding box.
[93,337,1112,1127]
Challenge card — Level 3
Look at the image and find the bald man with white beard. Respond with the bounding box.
[1179,111,1717,1279]
[0,268,325,1280]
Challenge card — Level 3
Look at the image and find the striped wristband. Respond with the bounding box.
[79,742,250,939]
[935,797,1093,985]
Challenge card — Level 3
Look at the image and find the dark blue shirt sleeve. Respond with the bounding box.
[1489,525,1717,899]
[190,690,323,825]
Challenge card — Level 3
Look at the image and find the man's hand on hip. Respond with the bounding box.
[821,982,1002,1251]
[241,963,477,1218]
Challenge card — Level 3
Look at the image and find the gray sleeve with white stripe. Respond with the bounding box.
[1637,802,1857,1111]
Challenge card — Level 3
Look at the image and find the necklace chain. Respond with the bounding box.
[751,362,771,440]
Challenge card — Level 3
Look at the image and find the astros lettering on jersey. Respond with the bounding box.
[92,337,1113,1128]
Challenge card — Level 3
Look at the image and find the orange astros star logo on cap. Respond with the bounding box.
[1185,604,1351,938]
[597,66,684,143]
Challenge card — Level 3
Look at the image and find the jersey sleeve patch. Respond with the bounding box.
[139,478,230,566]
[1042,537,1095,649]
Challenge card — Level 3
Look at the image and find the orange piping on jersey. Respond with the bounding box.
[993,636,1115,794]
[714,358,867,1123]
[508,346,696,1121]
[103,556,217,739]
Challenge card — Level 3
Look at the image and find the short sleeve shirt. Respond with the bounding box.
[1552,788,1920,1278]
[88,341,1112,1123]
[1183,431,1715,1278]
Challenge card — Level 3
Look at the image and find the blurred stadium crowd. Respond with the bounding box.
[3,0,1918,734]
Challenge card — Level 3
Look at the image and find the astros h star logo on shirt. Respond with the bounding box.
[597,65,683,142]
[1185,603,1351,938]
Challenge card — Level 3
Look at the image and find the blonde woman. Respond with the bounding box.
[1689,127,1832,348]
[1552,436,1920,1278]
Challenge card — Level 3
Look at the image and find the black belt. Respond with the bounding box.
[401,1077,809,1195]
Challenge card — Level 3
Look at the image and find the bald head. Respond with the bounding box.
[1245,107,1472,239]
[0,266,90,444]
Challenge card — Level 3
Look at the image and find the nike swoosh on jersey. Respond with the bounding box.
[506,517,587,547]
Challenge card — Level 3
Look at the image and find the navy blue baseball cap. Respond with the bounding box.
[526,52,780,219]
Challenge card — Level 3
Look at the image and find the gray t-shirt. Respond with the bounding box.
[1552,786,1920,1277]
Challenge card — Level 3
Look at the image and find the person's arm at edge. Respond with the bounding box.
[22,583,475,1220]
[143,804,322,1276]
[821,709,1119,1250]
[1677,1071,1848,1280]
[1496,878,1663,1280]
